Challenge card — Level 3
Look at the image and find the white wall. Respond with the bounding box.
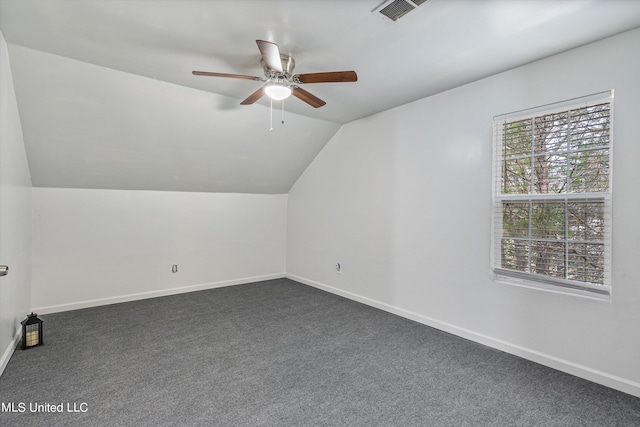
[32,188,287,312]
[287,28,640,397]
[0,31,32,373]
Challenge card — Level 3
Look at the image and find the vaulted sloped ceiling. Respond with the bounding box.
[1,0,639,194]
[7,45,340,193]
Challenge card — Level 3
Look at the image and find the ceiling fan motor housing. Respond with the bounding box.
[262,54,295,80]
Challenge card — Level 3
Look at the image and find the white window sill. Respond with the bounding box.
[491,272,611,302]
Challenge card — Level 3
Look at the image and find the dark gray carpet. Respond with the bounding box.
[0,278,638,426]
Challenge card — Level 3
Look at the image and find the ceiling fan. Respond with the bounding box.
[192,40,357,108]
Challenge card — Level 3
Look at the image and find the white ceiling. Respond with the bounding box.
[1,0,639,193]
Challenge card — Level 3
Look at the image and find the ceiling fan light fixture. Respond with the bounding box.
[264,84,292,101]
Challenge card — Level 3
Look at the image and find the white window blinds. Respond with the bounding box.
[491,91,613,297]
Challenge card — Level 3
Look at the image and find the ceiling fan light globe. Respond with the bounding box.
[265,84,292,101]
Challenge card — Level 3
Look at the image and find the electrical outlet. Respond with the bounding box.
[335,263,342,274]
[172,264,178,273]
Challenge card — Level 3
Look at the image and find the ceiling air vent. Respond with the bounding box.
[373,0,429,22]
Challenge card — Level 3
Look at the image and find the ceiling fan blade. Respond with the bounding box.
[291,86,326,108]
[192,71,264,81]
[293,71,357,84]
[240,87,266,105]
[256,40,283,73]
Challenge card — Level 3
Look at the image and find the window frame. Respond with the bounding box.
[491,91,613,300]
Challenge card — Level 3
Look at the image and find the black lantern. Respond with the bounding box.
[21,312,43,349]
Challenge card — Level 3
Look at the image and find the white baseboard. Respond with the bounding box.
[33,273,286,315]
[0,326,21,379]
[286,273,640,399]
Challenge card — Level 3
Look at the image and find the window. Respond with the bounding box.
[491,91,613,298]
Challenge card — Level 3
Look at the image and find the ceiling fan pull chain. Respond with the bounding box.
[270,98,273,131]
[281,99,285,124]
